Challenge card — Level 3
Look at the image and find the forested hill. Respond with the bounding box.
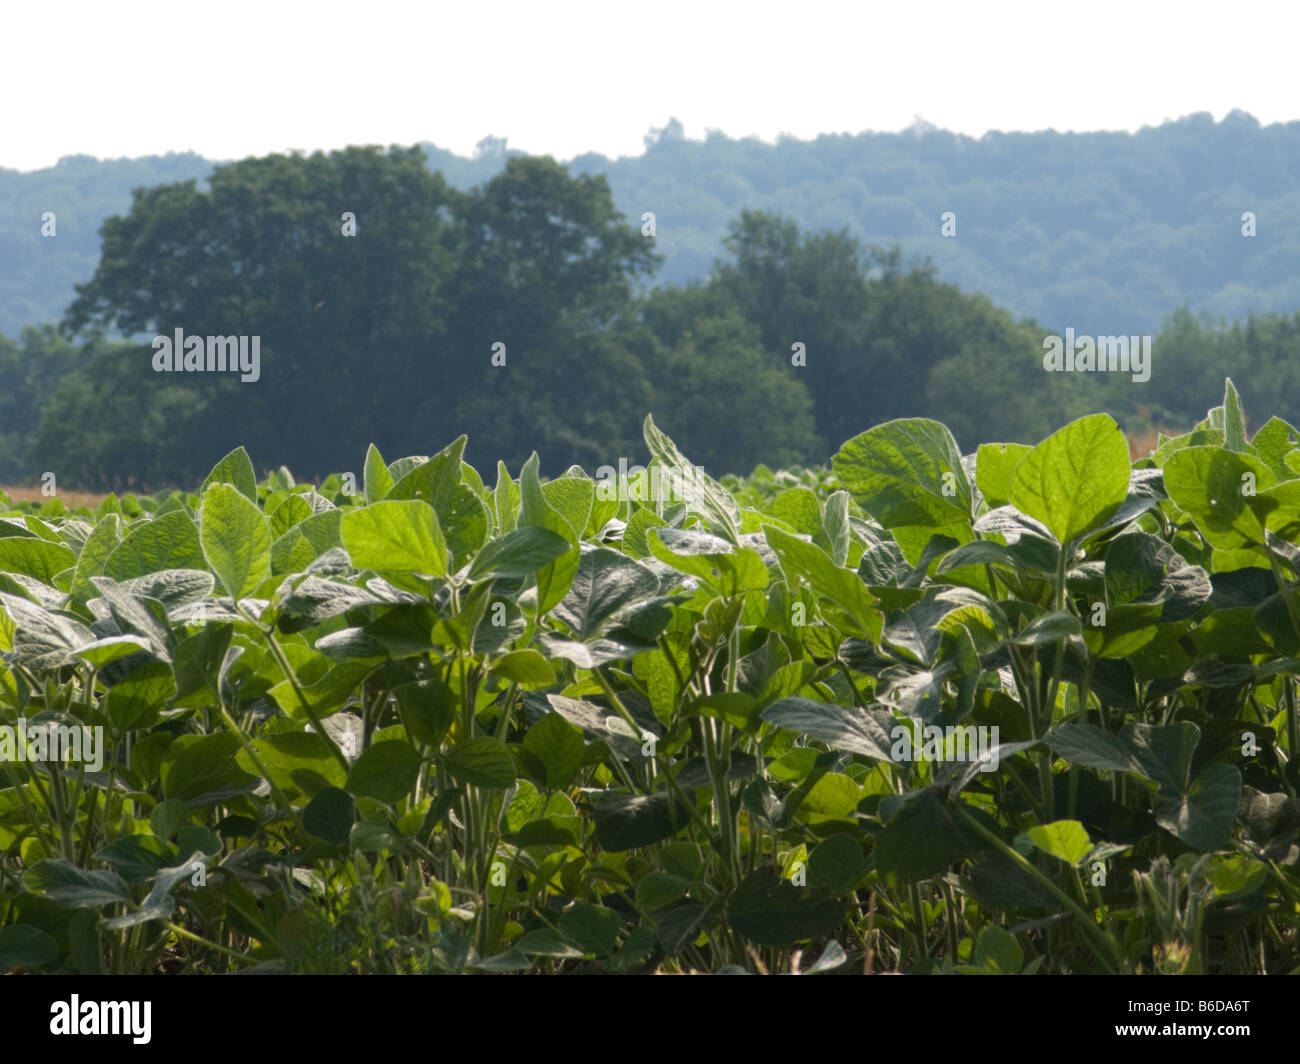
[3,110,1299,339]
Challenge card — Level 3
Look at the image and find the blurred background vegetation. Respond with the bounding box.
[2,112,1298,489]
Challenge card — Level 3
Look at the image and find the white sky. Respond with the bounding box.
[4,0,1297,171]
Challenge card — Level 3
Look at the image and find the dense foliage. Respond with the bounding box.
[1,383,1298,974]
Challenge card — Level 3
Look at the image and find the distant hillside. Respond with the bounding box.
[3,111,1300,338]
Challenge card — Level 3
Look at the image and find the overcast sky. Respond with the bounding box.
[4,0,1296,171]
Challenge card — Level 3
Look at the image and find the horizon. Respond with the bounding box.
[1,108,1286,176]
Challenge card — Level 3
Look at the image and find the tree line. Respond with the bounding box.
[3,145,1298,491]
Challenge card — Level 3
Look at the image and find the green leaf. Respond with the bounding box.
[973,925,1023,974]
[341,500,447,576]
[70,513,122,599]
[595,790,694,852]
[727,870,845,946]
[150,798,190,842]
[648,527,768,597]
[643,413,741,543]
[522,712,586,790]
[201,446,258,502]
[808,833,868,892]
[1022,820,1092,866]
[552,546,661,639]
[200,482,272,600]
[387,437,465,511]
[24,859,129,908]
[1161,446,1274,550]
[874,792,971,883]
[488,649,555,689]
[1221,378,1249,453]
[346,741,422,803]
[976,443,1033,509]
[442,737,516,789]
[518,453,580,613]
[832,418,971,529]
[393,677,456,746]
[0,924,59,971]
[557,903,620,957]
[93,835,175,882]
[542,475,595,544]
[104,511,205,581]
[237,730,347,799]
[763,524,880,643]
[1009,413,1130,545]
[1155,763,1242,852]
[514,928,584,959]
[303,786,355,844]
[761,697,895,762]
[363,443,394,503]
[1045,724,1144,774]
[494,461,520,534]
[0,538,76,584]
[1123,721,1200,795]
[467,525,571,581]
[1204,854,1266,899]
[635,872,692,910]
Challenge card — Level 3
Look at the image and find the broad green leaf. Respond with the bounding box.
[0,538,76,584]
[104,511,205,581]
[522,712,586,790]
[70,513,122,600]
[976,442,1033,509]
[973,925,1023,974]
[201,446,258,502]
[341,500,447,576]
[1162,446,1275,550]
[833,418,971,529]
[874,792,971,883]
[763,524,880,643]
[1009,414,1130,545]
[1155,763,1242,852]
[303,786,355,844]
[808,833,868,892]
[1045,723,1144,774]
[552,545,660,639]
[0,924,59,971]
[594,790,694,851]
[647,527,768,597]
[1022,820,1092,865]
[761,697,895,761]
[346,741,422,803]
[200,483,272,600]
[24,860,129,908]
[467,525,571,582]
[727,870,844,946]
[442,737,516,789]
[557,904,620,957]
[1123,721,1199,795]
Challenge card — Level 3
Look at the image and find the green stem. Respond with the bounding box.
[952,805,1118,973]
